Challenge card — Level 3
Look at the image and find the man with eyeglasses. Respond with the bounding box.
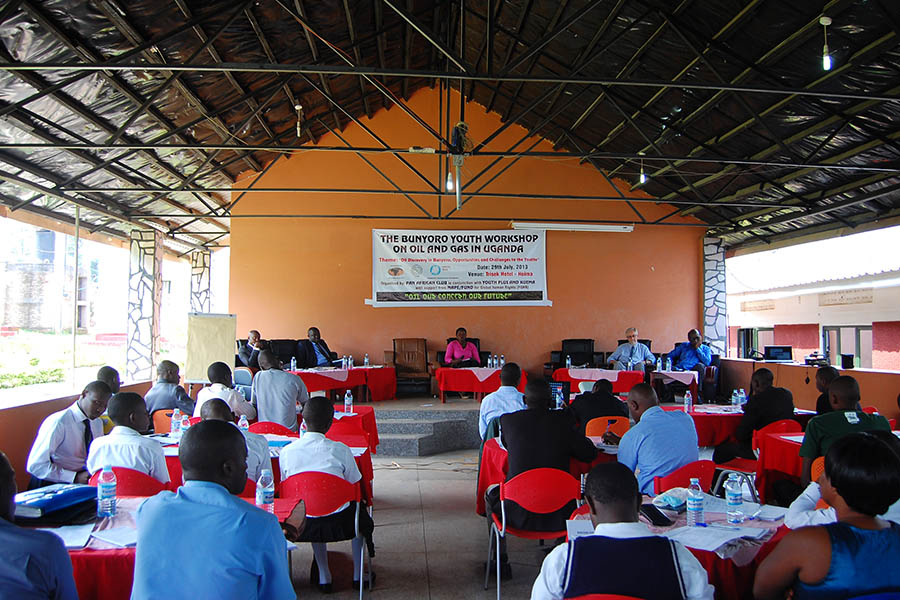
[607,328,655,372]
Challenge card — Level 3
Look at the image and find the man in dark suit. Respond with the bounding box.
[713,368,794,463]
[237,330,263,369]
[568,379,629,436]
[485,378,598,579]
[296,327,336,368]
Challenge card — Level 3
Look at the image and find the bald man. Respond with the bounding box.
[603,383,698,495]
[86,392,169,484]
[0,451,79,599]
[200,398,271,483]
[251,350,308,432]
[143,360,194,415]
[132,421,297,600]
[27,380,112,487]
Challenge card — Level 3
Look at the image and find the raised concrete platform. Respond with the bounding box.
[372,397,481,457]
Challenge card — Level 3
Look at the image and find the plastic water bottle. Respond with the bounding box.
[344,389,353,414]
[290,356,296,371]
[683,390,693,413]
[97,466,117,517]
[666,356,672,371]
[300,418,308,436]
[348,355,354,369]
[170,408,182,438]
[731,390,739,406]
[238,414,249,433]
[341,355,347,369]
[686,477,705,526]
[656,358,662,371]
[566,355,572,368]
[626,359,633,371]
[500,354,505,367]
[739,388,747,405]
[725,474,744,523]
[181,414,191,434]
[255,469,275,513]
[364,353,370,367]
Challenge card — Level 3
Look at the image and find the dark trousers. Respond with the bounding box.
[712,441,755,464]
[450,359,481,368]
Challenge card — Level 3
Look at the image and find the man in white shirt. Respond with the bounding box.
[251,350,308,432]
[194,362,257,420]
[532,462,714,600]
[86,392,169,485]
[26,380,112,487]
[478,363,525,439]
[280,396,374,592]
[201,398,272,483]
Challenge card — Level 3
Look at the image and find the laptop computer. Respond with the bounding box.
[763,345,793,362]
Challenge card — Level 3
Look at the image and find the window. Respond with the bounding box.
[823,326,873,368]
[736,327,773,358]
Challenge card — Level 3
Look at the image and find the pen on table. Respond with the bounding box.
[747,508,763,520]
[695,523,742,531]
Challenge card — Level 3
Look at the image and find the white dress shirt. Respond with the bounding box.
[531,521,715,600]
[478,385,525,439]
[279,432,361,513]
[86,426,170,484]
[785,482,900,529]
[195,383,257,420]
[251,370,309,432]
[241,428,272,483]
[26,402,105,483]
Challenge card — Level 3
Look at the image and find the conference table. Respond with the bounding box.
[660,406,818,448]
[552,368,644,394]
[434,367,527,402]
[68,497,302,600]
[475,438,616,515]
[650,369,700,399]
[287,365,397,402]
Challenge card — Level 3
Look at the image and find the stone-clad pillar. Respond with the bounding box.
[703,237,727,355]
[126,230,163,382]
[190,250,211,313]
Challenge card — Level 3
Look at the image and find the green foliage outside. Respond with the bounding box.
[0,368,65,389]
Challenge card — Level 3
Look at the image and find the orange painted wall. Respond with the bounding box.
[1,381,151,492]
[229,88,706,375]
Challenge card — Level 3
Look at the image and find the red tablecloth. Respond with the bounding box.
[435,367,527,402]
[288,367,397,402]
[362,366,397,402]
[660,406,743,447]
[650,370,700,400]
[475,438,615,515]
[755,433,805,504]
[342,405,379,452]
[552,368,644,394]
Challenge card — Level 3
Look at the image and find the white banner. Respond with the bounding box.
[369,229,550,307]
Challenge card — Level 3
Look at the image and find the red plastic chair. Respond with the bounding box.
[238,478,256,499]
[862,406,879,414]
[889,418,897,430]
[281,472,370,597]
[652,460,716,496]
[188,416,201,426]
[710,419,802,501]
[484,468,581,600]
[248,421,299,437]
[89,466,166,496]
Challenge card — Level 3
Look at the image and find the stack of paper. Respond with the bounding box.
[663,524,767,552]
[39,523,95,549]
[91,526,138,547]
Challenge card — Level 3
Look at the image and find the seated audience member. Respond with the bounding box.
[569,379,629,436]
[200,399,271,483]
[531,462,714,600]
[443,327,481,367]
[799,375,890,486]
[478,363,525,439]
[814,366,841,415]
[86,392,169,485]
[713,368,794,464]
[786,429,900,529]
[144,360,194,416]
[667,329,711,375]
[0,451,79,600]
[237,329,264,369]
[754,432,900,600]
[96,365,121,394]
[26,381,111,487]
[607,328,655,372]
[251,350,309,433]
[280,397,375,593]
[296,327,336,368]
[603,383,698,495]
[131,421,297,600]
[194,361,256,420]
[486,379,598,578]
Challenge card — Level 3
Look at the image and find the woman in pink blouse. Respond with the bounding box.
[444,327,482,367]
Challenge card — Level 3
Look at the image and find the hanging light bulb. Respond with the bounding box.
[820,16,832,71]
[445,171,454,191]
[638,153,647,185]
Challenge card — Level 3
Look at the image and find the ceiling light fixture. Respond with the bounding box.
[638,151,647,185]
[820,16,833,71]
[445,171,454,192]
[510,222,634,233]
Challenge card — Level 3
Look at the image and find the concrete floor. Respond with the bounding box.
[287,448,547,599]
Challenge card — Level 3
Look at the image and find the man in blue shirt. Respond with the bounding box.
[603,383,699,495]
[667,329,712,374]
[478,363,525,439]
[607,328,655,372]
[0,451,79,600]
[132,420,297,600]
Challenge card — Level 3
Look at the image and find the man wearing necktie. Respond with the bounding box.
[607,328,655,372]
[296,327,337,369]
[26,380,112,488]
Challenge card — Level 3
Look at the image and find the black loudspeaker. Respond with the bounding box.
[841,354,855,369]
